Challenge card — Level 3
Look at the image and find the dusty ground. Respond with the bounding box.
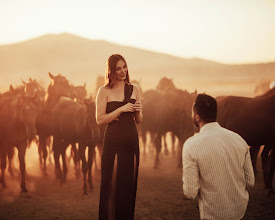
[0,142,274,220]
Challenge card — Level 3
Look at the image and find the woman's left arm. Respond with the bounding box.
[133,86,143,124]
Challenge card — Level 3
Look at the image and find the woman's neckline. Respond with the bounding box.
[107,83,135,104]
[107,82,126,103]
[107,99,136,104]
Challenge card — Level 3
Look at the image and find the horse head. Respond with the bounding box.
[47,72,76,101]
[74,83,87,103]
[22,78,46,106]
[156,77,176,91]
[17,93,39,140]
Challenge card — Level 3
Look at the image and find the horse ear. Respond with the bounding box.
[29,77,33,82]
[10,84,14,92]
[84,82,86,88]
[22,80,26,85]
[49,72,54,79]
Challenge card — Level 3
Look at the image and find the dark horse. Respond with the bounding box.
[141,88,196,168]
[36,72,76,175]
[216,88,275,195]
[0,92,39,192]
[51,98,100,194]
[7,79,46,176]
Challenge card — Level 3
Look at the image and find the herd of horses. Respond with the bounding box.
[0,73,274,197]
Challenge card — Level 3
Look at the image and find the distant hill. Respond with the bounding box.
[0,33,274,96]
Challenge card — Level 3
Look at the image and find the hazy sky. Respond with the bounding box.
[1,0,275,64]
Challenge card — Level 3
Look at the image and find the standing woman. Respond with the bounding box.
[96,54,142,220]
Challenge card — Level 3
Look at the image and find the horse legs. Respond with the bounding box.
[149,131,156,154]
[71,142,81,178]
[154,134,162,169]
[53,137,62,180]
[61,142,69,183]
[37,140,43,169]
[88,146,94,192]
[141,130,147,154]
[250,145,261,174]
[261,145,272,186]
[265,145,274,196]
[0,150,7,188]
[79,143,88,195]
[18,142,28,193]
[7,147,15,176]
[39,135,48,175]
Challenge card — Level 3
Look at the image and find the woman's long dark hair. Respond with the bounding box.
[105,54,130,88]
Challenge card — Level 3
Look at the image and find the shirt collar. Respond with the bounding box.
[200,122,221,133]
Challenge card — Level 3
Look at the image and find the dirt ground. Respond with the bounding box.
[0,142,274,220]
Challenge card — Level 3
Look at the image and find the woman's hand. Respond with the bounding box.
[133,101,142,112]
[120,103,135,113]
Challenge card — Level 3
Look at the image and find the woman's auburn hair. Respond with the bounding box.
[105,54,130,88]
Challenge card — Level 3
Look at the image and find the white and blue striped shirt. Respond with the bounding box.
[182,122,255,220]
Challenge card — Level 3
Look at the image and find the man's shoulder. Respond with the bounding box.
[220,126,248,146]
[184,133,202,150]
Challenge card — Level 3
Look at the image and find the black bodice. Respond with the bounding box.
[103,84,139,152]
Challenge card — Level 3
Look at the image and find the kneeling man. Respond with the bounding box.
[182,94,255,219]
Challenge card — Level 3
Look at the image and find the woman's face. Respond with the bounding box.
[115,59,128,81]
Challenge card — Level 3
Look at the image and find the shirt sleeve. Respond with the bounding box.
[182,142,200,199]
[244,147,255,189]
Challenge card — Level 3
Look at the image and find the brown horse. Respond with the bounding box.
[156,77,179,155]
[36,72,76,175]
[4,80,45,176]
[156,77,176,91]
[51,98,100,194]
[0,92,39,192]
[141,88,196,168]
[74,82,87,103]
[216,89,274,194]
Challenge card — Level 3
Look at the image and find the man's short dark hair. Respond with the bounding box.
[193,94,217,123]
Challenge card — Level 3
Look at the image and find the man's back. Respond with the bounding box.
[182,122,255,220]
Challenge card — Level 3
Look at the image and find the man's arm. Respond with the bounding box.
[182,142,200,199]
[244,147,255,189]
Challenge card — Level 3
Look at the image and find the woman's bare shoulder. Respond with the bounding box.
[97,86,111,99]
[98,85,111,93]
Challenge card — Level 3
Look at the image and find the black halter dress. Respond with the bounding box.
[99,83,139,220]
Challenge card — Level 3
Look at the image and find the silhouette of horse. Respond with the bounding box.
[51,98,100,194]
[141,87,196,168]
[156,77,176,91]
[3,80,45,177]
[74,82,87,103]
[216,89,274,194]
[0,92,39,192]
[36,72,76,175]
[156,77,178,155]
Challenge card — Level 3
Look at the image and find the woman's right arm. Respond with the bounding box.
[96,87,135,125]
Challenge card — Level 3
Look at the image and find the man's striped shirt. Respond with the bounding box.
[182,122,255,219]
